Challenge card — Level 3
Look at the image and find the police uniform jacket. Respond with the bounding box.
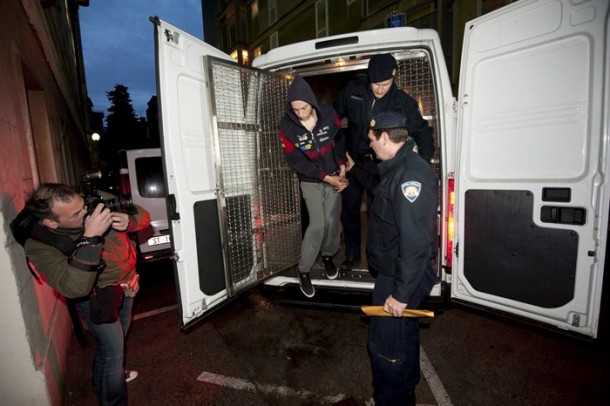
[333,77,435,164]
[366,140,439,304]
[279,76,346,182]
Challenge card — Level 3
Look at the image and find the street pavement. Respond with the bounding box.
[63,259,610,405]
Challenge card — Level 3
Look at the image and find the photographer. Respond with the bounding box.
[23,183,150,406]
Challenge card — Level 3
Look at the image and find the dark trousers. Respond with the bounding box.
[368,272,432,405]
[341,180,365,259]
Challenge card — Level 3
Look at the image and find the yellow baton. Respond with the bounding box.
[361,306,434,318]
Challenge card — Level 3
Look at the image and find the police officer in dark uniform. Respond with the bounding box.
[334,53,434,271]
[348,111,438,405]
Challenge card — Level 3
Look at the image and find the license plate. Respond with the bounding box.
[147,235,170,246]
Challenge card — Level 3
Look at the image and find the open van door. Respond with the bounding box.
[453,0,609,338]
[152,18,301,327]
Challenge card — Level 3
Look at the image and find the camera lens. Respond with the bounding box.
[104,195,134,213]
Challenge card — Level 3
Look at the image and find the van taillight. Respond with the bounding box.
[446,177,455,270]
[119,168,132,198]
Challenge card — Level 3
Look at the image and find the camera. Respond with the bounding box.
[81,171,135,215]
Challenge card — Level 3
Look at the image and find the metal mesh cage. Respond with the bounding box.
[209,58,300,295]
[396,52,440,174]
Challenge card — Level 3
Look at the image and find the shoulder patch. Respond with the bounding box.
[401,181,421,203]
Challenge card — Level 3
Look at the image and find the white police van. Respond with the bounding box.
[152,0,609,338]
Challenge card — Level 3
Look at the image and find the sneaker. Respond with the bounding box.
[125,370,139,383]
[297,271,315,298]
[340,256,361,271]
[322,256,338,280]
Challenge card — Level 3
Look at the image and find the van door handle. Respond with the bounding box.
[540,206,586,225]
[168,194,180,220]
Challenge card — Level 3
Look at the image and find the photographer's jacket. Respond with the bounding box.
[279,76,346,182]
[366,140,439,304]
[24,194,151,299]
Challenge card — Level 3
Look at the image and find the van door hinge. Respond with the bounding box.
[164,29,180,45]
[446,98,458,116]
[454,243,459,258]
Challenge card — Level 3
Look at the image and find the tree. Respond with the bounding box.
[99,84,147,166]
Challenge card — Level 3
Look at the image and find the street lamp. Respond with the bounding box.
[88,132,102,169]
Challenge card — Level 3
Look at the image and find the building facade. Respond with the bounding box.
[0,0,91,404]
[203,0,516,88]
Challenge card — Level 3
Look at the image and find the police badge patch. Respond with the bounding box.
[401,181,421,202]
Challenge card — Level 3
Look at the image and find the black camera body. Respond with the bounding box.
[81,171,135,215]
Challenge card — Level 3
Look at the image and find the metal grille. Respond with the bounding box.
[209,58,301,295]
[395,53,440,174]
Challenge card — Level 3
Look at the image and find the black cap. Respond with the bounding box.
[368,53,398,82]
[369,111,407,130]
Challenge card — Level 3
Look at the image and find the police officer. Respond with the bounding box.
[334,53,434,271]
[348,111,438,405]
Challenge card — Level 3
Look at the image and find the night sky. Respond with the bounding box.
[80,0,204,117]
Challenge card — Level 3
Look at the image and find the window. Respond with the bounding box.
[254,47,262,57]
[365,0,395,16]
[269,0,277,24]
[251,0,259,18]
[135,157,166,198]
[270,32,278,49]
[315,0,328,38]
[230,49,249,65]
[229,20,237,46]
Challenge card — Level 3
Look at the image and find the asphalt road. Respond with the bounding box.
[63,259,610,405]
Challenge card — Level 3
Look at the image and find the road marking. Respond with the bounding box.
[197,371,347,404]
[421,346,453,405]
[132,304,178,321]
[147,305,450,405]
[197,347,451,406]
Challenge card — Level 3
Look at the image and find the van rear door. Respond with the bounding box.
[453,0,609,338]
[152,18,301,327]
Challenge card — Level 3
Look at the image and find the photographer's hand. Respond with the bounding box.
[83,203,112,237]
[110,212,130,231]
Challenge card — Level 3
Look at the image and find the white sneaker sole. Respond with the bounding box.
[325,269,339,280]
[125,370,139,383]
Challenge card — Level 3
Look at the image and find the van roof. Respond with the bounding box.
[252,26,441,71]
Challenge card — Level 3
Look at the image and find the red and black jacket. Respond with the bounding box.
[278,76,346,183]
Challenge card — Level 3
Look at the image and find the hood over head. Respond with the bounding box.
[285,75,320,119]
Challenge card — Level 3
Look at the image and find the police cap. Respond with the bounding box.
[368,53,398,82]
[369,111,407,130]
